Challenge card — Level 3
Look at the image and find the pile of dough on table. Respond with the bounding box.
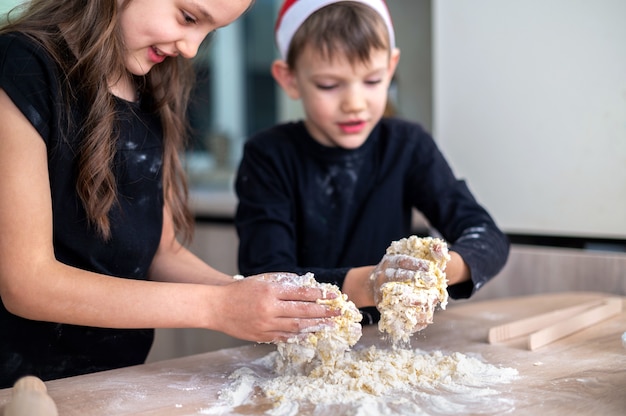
[272,272,363,375]
[211,237,518,415]
[377,235,450,347]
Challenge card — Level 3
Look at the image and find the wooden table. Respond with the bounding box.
[1,292,625,415]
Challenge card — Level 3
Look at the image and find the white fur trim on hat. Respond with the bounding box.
[275,0,396,60]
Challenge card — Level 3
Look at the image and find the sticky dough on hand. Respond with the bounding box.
[377,236,450,347]
[273,273,362,375]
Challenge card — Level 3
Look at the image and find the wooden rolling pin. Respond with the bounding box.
[3,376,58,416]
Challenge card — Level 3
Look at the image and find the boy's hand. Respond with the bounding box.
[369,254,430,304]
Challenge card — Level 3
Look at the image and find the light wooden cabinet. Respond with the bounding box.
[147,223,252,363]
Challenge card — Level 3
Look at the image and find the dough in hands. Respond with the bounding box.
[273,273,362,374]
[377,236,450,347]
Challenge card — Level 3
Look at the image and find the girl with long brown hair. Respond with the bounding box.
[0,0,336,388]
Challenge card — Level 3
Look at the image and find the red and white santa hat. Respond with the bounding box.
[275,0,396,60]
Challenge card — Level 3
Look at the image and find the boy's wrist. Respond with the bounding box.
[446,251,470,285]
[342,266,376,308]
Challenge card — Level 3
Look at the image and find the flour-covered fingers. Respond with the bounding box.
[299,319,336,333]
[371,254,427,303]
[276,284,338,302]
[384,254,430,273]
[261,318,335,343]
[255,272,299,283]
[276,298,340,319]
[384,267,415,282]
[266,329,319,344]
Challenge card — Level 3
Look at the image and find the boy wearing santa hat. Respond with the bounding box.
[235,0,509,323]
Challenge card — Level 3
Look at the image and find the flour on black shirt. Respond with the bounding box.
[235,120,509,300]
[0,32,163,386]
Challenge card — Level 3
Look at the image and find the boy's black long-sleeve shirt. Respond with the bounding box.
[235,118,509,299]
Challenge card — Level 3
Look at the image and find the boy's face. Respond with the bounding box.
[277,45,400,149]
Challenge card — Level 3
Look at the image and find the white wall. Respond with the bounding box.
[386,0,432,130]
[433,0,626,239]
[0,0,21,15]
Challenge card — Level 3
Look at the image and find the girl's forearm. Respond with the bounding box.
[1,257,219,329]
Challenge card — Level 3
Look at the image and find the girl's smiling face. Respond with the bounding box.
[117,0,252,75]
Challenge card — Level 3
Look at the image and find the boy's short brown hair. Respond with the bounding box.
[286,2,391,69]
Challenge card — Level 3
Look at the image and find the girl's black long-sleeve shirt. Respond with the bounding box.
[235,119,509,300]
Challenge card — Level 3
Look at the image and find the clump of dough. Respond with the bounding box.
[377,236,450,347]
[274,273,362,375]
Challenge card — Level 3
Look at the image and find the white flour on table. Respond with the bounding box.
[209,346,518,415]
[207,241,517,415]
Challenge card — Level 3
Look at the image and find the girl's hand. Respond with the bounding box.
[211,273,339,343]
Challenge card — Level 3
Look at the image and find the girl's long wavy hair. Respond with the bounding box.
[1,0,194,242]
